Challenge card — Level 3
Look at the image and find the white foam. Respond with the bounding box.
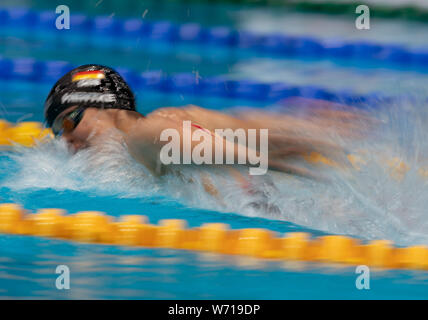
[2,99,428,246]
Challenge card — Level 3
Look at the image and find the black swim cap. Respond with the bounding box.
[44,64,136,127]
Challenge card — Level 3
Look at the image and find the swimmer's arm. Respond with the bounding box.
[181,105,251,131]
[124,116,267,176]
[201,173,221,199]
[151,105,256,133]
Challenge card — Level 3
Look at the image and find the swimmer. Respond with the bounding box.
[44,64,369,184]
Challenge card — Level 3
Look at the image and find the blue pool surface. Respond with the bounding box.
[2,234,428,299]
[1,1,428,299]
[1,188,428,300]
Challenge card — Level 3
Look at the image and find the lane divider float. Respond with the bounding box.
[0,203,427,271]
[0,120,52,147]
[1,7,428,69]
[0,57,396,106]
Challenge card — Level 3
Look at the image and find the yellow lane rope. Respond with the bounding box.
[0,203,427,271]
[0,120,52,147]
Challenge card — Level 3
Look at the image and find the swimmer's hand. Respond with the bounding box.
[234,97,377,180]
[267,159,327,181]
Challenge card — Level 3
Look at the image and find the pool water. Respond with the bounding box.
[1,1,428,299]
[3,234,428,299]
[2,162,428,299]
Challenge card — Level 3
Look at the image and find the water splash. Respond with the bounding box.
[2,97,428,246]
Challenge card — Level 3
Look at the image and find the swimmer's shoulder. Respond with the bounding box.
[116,109,144,134]
[148,105,203,121]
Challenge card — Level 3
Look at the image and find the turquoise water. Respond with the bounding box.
[2,167,428,299]
[2,234,428,299]
[1,2,428,299]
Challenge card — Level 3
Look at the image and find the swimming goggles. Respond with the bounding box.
[52,106,86,136]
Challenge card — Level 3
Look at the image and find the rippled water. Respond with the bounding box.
[237,10,428,49]
[231,59,428,96]
[1,233,428,299]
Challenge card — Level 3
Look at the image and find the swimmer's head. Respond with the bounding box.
[44,64,137,151]
[44,64,136,132]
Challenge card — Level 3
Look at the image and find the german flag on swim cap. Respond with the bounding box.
[72,70,106,82]
[44,64,136,128]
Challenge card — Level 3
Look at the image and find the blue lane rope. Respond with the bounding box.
[1,7,428,70]
[0,56,393,107]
